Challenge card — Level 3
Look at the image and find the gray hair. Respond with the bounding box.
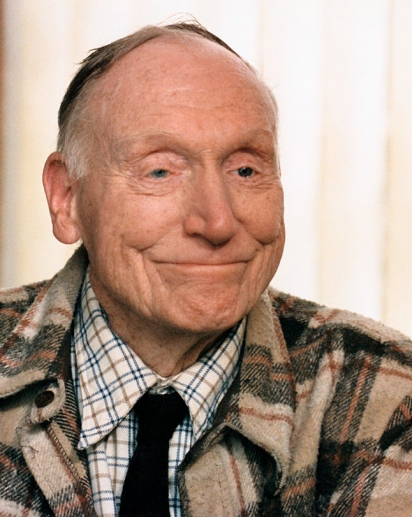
[57,20,279,179]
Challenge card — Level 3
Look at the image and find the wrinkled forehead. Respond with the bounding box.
[87,34,277,134]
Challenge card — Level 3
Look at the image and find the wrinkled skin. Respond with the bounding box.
[43,35,285,375]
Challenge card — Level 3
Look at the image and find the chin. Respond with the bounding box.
[165,295,251,335]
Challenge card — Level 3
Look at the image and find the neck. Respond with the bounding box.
[128,333,223,377]
[103,307,226,377]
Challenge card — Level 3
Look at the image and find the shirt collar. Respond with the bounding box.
[72,271,245,448]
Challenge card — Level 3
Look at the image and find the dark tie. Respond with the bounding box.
[119,391,187,517]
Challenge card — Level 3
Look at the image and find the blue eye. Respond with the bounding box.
[237,167,253,177]
[150,169,169,179]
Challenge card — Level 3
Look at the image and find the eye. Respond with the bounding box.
[237,166,254,178]
[150,169,169,179]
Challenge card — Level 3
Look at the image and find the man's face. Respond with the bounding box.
[70,36,285,342]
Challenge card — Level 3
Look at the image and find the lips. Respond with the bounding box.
[152,261,250,280]
[155,260,249,266]
[145,240,263,268]
[150,250,257,266]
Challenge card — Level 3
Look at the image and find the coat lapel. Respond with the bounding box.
[0,246,95,515]
[179,290,295,516]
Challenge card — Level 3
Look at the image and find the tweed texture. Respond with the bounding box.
[1,245,412,516]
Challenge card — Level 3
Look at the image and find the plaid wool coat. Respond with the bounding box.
[1,246,412,517]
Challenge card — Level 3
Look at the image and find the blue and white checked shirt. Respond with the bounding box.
[71,272,245,517]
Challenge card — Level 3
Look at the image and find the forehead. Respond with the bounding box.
[88,35,275,141]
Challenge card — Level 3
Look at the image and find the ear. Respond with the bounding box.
[42,152,81,244]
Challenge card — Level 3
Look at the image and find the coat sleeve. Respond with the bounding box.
[313,328,412,517]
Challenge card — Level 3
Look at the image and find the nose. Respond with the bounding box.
[183,167,238,246]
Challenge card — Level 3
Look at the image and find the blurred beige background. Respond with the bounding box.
[0,0,411,335]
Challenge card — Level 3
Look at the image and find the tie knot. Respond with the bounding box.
[135,391,187,442]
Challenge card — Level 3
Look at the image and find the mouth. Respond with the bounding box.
[152,253,255,266]
[153,260,249,274]
[154,260,249,268]
[151,262,249,286]
[148,243,260,267]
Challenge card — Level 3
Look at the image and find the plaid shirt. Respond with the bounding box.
[71,272,244,517]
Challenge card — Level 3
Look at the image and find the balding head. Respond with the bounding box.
[57,21,279,179]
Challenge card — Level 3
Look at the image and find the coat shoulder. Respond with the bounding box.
[268,287,412,359]
[0,281,49,338]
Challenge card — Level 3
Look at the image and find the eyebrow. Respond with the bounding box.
[111,126,276,155]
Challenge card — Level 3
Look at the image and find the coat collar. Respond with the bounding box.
[0,245,88,399]
[233,290,295,484]
[182,290,296,489]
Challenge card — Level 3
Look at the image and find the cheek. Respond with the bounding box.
[123,196,184,250]
[81,192,184,253]
[239,188,284,245]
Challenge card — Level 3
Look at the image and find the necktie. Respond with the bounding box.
[119,391,187,517]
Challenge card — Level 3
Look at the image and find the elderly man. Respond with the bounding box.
[0,21,412,517]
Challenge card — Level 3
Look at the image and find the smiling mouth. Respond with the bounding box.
[150,261,250,284]
[155,261,249,267]
[154,262,251,277]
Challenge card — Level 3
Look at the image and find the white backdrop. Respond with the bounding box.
[1,0,411,335]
